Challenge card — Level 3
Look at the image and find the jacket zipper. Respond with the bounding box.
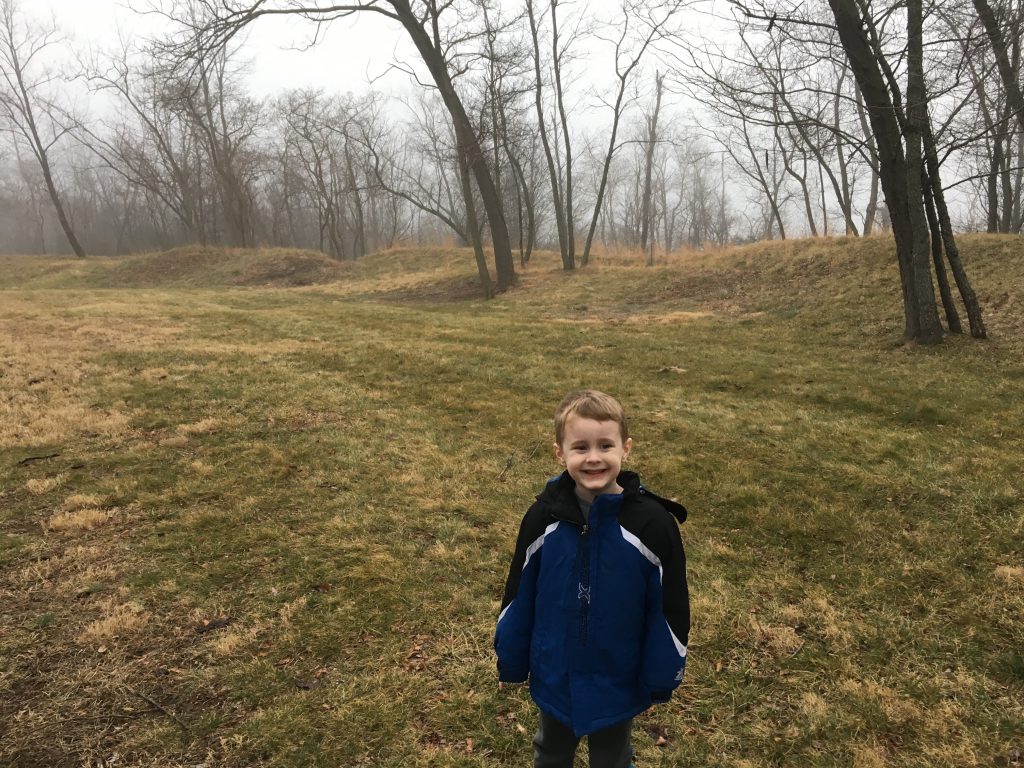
[578,524,590,646]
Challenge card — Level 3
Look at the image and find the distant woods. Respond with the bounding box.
[1,0,1021,339]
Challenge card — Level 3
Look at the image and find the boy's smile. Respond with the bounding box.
[554,415,633,503]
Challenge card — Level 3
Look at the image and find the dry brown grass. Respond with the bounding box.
[0,299,172,450]
[852,745,889,768]
[995,565,1024,585]
[62,492,106,510]
[176,417,220,435]
[77,600,149,644]
[755,623,804,657]
[45,508,113,532]
[24,474,66,494]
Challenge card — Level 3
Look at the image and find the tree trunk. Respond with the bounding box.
[830,0,927,341]
[832,75,859,236]
[922,119,988,338]
[999,93,1015,231]
[507,148,535,265]
[923,176,962,334]
[854,82,880,235]
[392,0,514,290]
[640,73,664,263]
[456,147,493,298]
[551,0,575,268]
[989,127,1003,233]
[1015,129,1024,231]
[903,0,943,344]
[2,0,86,257]
[37,150,86,257]
[778,126,818,236]
[526,0,571,270]
[343,132,366,258]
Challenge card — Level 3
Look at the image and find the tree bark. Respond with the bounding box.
[640,72,664,263]
[526,0,571,270]
[777,123,817,236]
[456,146,493,298]
[922,119,988,338]
[923,176,962,334]
[551,0,575,268]
[391,0,514,290]
[903,0,943,344]
[830,0,926,340]
[854,81,880,235]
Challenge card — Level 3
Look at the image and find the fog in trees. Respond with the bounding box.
[1,0,1021,339]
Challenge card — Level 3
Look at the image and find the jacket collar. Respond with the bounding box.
[538,470,688,524]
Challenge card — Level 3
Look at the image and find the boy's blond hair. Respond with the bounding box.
[554,390,629,445]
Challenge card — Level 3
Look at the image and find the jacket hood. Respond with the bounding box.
[539,470,688,524]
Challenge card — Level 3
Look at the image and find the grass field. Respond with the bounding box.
[1,236,1022,767]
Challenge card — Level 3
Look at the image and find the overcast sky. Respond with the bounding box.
[38,0,720,107]
[45,0,414,97]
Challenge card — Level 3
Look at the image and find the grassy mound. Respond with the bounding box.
[1,234,1022,767]
[0,246,351,289]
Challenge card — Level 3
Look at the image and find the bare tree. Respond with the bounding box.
[363,92,471,245]
[479,1,536,265]
[168,0,516,291]
[163,41,261,247]
[0,0,85,256]
[581,0,685,265]
[719,0,988,343]
[82,42,212,243]
[973,0,1024,136]
[639,70,664,263]
[952,0,1024,232]
[526,0,572,268]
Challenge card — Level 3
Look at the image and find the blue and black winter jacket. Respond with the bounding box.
[494,470,690,737]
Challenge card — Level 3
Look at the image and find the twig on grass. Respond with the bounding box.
[17,452,60,466]
[497,455,514,481]
[125,684,189,732]
[498,443,544,481]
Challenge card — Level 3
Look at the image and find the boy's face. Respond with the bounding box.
[554,415,633,502]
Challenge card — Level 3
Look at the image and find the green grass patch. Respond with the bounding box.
[1,236,1023,766]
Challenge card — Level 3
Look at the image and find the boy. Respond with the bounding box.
[495,390,690,768]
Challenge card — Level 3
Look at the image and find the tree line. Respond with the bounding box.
[2,0,1022,341]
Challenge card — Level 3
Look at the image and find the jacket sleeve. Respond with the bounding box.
[493,506,549,683]
[638,511,690,700]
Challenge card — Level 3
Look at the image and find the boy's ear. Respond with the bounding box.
[553,442,565,466]
[623,437,633,460]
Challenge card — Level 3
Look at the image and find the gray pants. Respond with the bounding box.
[533,710,634,768]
